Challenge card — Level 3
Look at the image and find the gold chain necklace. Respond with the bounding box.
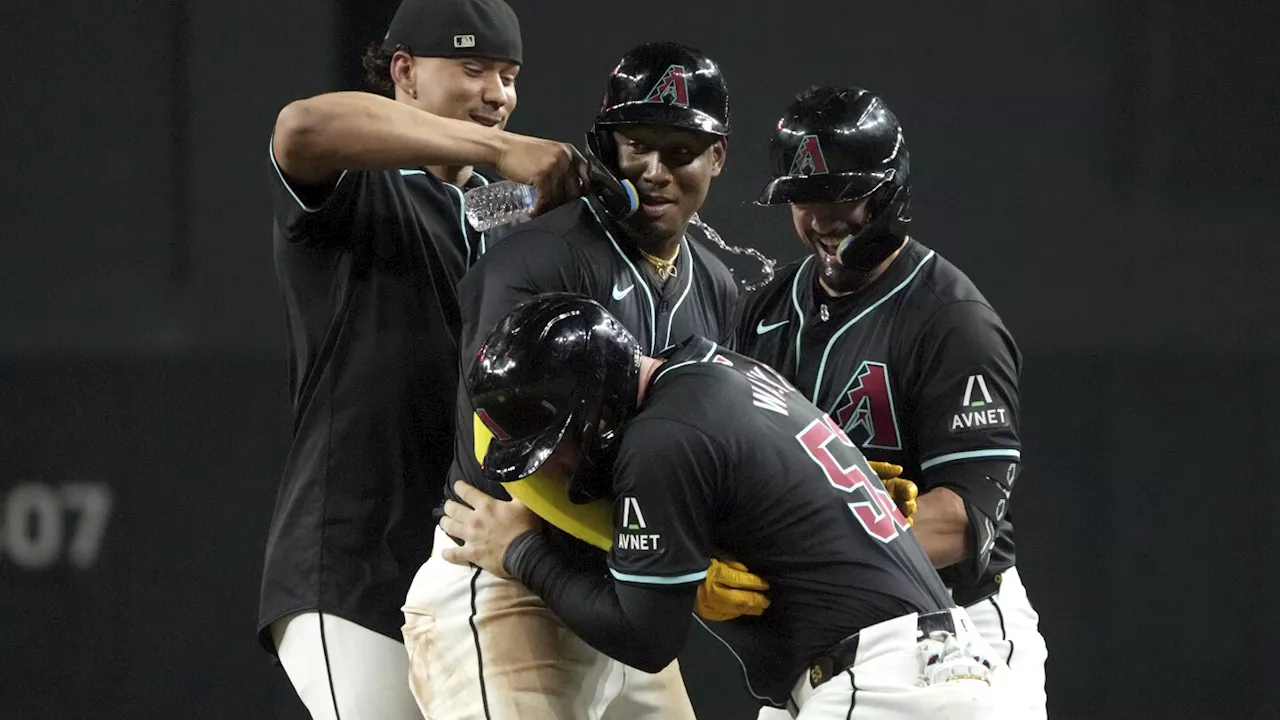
[639,244,680,280]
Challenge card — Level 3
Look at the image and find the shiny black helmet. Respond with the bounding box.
[757,86,907,205]
[757,86,911,270]
[586,41,731,171]
[467,293,642,503]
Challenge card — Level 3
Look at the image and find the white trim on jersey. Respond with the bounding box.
[270,136,348,213]
[691,615,779,705]
[920,448,1021,470]
[788,256,815,365]
[441,173,491,264]
[608,568,708,584]
[583,199,659,354]
[662,236,695,351]
[652,344,719,386]
[473,173,490,255]
[440,183,472,263]
[817,250,936,413]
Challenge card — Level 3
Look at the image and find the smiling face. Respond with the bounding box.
[791,197,879,293]
[611,124,726,246]
[391,51,519,130]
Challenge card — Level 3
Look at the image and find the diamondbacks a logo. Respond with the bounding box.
[950,373,1010,433]
[833,361,902,450]
[789,134,829,176]
[644,65,690,106]
[615,495,662,553]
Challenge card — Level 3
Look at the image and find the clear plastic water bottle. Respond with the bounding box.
[464,180,536,231]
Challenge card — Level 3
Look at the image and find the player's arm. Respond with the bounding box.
[272,91,583,212]
[501,418,720,672]
[907,300,1022,577]
[502,531,697,673]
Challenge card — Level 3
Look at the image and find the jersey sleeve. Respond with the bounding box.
[908,300,1022,472]
[607,417,723,586]
[268,134,360,243]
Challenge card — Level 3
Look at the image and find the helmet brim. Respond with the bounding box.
[755,171,891,206]
[596,102,729,136]
[480,411,575,486]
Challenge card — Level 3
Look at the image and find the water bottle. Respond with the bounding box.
[464,180,536,231]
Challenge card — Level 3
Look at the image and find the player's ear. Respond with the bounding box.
[708,138,727,178]
[390,49,417,99]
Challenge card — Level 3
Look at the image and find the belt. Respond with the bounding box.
[950,571,1003,608]
[806,609,958,689]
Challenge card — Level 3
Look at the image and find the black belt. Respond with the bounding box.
[806,609,957,689]
[950,571,1003,608]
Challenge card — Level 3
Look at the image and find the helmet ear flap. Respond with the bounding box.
[585,127,619,174]
[563,387,612,505]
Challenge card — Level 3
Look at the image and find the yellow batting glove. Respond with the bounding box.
[868,461,918,527]
[696,558,770,621]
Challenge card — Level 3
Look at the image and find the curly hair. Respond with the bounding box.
[361,41,404,96]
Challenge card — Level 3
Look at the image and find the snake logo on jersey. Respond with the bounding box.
[832,361,903,450]
[644,65,690,107]
[789,134,829,175]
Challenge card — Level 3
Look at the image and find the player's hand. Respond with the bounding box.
[695,557,770,621]
[868,461,918,527]
[441,480,542,579]
[495,135,589,216]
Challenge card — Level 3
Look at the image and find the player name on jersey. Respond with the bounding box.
[746,364,791,417]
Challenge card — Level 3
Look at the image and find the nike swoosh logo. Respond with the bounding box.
[612,284,635,301]
[756,320,790,335]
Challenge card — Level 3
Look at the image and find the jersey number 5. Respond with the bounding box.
[796,415,910,543]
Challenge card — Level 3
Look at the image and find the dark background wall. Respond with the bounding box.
[3,1,1277,718]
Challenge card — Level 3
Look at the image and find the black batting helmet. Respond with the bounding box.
[586,41,731,171]
[467,293,642,504]
[757,86,912,270]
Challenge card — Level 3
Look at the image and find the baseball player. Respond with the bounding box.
[401,41,748,720]
[736,86,1048,719]
[259,0,588,717]
[442,293,1014,719]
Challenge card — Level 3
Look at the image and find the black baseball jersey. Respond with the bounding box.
[734,239,1023,588]
[448,196,739,503]
[258,142,501,651]
[607,336,952,705]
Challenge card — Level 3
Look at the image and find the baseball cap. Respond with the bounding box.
[383,0,522,65]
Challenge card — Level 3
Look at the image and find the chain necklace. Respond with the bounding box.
[639,244,680,281]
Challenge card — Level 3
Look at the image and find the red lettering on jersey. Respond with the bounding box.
[789,134,829,176]
[834,361,902,450]
[644,65,690,107]
[796,415,909,543]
